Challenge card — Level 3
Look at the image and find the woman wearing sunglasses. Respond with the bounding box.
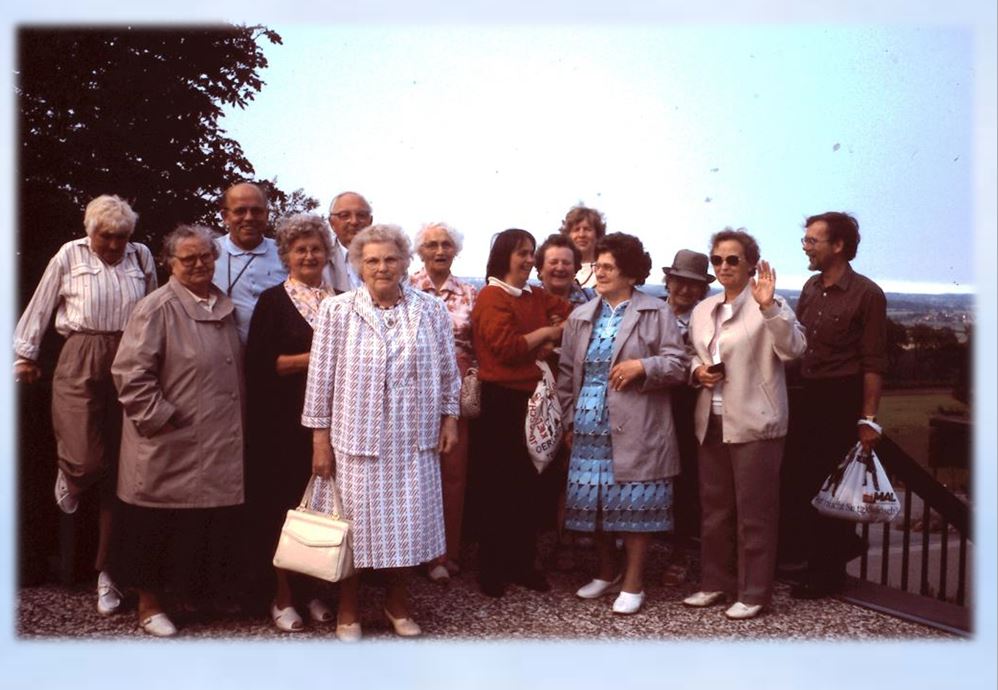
[683,228,806,620]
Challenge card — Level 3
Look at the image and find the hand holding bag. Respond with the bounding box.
[273,474,354,582]
[460,366,481,419]
[525,360,562,474]
[811,442,902,524]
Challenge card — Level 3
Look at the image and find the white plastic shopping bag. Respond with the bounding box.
[525,360,562,474]
[811,442,902,524]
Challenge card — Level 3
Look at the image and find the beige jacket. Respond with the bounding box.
[112,277,245,508]
[689,284,806,444]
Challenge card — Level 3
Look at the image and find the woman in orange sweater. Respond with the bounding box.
[469,228,571,597]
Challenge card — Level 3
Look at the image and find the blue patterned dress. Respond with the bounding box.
[564,300,674,533]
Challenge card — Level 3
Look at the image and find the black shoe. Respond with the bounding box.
[479,577,507,598]
[511,569,551,593]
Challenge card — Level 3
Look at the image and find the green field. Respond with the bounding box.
[879,388,970,489]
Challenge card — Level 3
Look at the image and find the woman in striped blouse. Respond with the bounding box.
[13,194,157,617]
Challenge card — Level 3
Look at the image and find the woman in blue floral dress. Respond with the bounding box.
[557,233,688,615]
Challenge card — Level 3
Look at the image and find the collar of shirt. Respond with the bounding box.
[81,236,137,268]
[219,233,270,256]
[487,276,532,297]
[180,285,218,312]
[819,263,857,292]
[411,268,465,297]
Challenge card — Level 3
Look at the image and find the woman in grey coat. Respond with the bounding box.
[557,233,688,615]
[109,224,244,638]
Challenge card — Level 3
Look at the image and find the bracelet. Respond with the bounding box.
[857,418,883,434]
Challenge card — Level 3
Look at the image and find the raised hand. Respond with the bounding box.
[751,259,776,309]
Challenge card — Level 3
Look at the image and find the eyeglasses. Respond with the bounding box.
[710,255,742,267]
[174,252,215,267]
[801,237,830,247]
[331,211,372,222]
[593,262,619,274]
[225,206,267,218]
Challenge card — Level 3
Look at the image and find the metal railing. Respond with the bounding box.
[842,435,972,635]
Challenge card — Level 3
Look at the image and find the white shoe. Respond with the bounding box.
[307,598,334,623]
[271,603,304,632]
[54,469,78,514]
[724,602,763,620]
[384,608,422,637]
[576,575,622,599]
[612,590,645,615]
[682,590,726,607]
[427,564,451,583]
[140,612,177,638]
[335,621,362,642]
[96,571,122,616]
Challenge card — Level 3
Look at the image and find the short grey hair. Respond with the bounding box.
[348,224,412,274]
[328,191,372,216]
[84,195,138,237]
[414,221,464,254]
[161,224,219,266]
[276,213,333,269]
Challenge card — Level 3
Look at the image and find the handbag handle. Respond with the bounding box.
[298,474,347,520]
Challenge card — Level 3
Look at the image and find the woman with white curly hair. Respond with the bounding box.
[410,221,477,582]
[303,223,460,640]
[13,194,156,618]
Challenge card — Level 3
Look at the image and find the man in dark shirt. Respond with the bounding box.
[787,211,888,599]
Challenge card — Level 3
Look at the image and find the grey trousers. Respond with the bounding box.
[51,332,122,497]
[698,414,784,606]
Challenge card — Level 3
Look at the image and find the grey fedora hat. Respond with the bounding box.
[662,249,715,283]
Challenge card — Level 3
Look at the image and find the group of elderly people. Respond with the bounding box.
[17,187,829,638]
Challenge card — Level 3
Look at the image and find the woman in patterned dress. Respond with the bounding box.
[302,224,460,641]
[244,213,336,632]
[410,222,477,582]
[557,233,688,615]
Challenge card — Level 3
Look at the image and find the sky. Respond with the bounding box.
[220,23,976,294]
[0,2,995,690]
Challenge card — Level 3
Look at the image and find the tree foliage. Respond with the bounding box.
[16,25,283,304]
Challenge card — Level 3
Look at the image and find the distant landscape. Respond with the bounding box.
[461,278,976,339]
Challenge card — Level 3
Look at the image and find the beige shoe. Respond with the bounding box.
[682,591,726,607]
[307,598,334,624]
[724,602,763,620]
[271,603,304,632]
[384,608,421,637]
[140,612,177,638]
[335,621,362,642]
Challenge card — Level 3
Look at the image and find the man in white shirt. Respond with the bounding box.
[212,182,288,343]
[324,191,372,293]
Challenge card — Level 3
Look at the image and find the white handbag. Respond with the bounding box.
[811,442,902,524]
[273,475,354,582]
[525,360,562,474]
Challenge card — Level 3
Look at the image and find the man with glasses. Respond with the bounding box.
[784,211,888,599]
[325,191,373,292]
[212,182,287,343]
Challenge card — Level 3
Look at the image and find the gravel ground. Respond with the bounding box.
[16,538,955,642]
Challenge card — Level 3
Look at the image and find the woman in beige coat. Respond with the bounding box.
[109,224,244,637]
[683,228,806,620]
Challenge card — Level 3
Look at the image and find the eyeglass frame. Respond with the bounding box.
[800,236,832,248]
[173,251,215,268]
[709,254,743,267]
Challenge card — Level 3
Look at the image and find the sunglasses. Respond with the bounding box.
[710,255,742,267]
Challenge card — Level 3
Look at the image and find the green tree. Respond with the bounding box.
[16,25,283,305]
[256,177,321,235]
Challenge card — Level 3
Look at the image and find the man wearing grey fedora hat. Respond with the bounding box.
[659,249,715,586]
[662,249,715,341]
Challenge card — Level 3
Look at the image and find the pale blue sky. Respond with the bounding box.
[221,24,974,293]
[1,2,995,690]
